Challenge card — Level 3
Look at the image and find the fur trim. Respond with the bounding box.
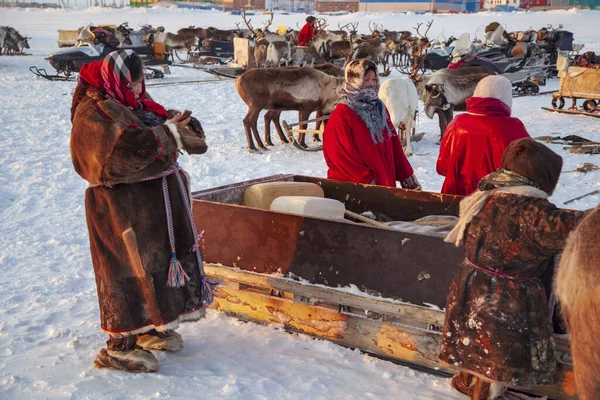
[445,185,548,247]
[165,121,183,150]
[473,75,513,111]
[345,59,379,88]
[104,307,206,338]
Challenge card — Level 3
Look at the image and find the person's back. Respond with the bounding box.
[436,76,530,196]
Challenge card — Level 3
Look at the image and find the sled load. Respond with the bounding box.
[543,53,600,118]
[192,175,577,400]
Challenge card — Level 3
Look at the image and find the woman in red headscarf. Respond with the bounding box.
[71,49,215,373]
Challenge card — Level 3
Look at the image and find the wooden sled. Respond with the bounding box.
[192,174,578,400]
[542,106,600,119]
[282,116,328,152]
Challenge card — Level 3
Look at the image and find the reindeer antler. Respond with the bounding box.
[241,9,259,37]
[414,20,433,39]
[314,17,328,36]
[262,12,274,33]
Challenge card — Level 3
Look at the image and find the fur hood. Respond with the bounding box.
[344,59,379,88]
[473,75,513,111]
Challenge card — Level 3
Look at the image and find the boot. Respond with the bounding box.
[451,371,477,396]
[137,330,184,352]
[94,348,159,373]
[471,378,491,400]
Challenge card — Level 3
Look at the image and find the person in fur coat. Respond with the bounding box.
[70,50,216,373]
[440,138,587,399]
[323,59,421,190]
[436,75,531,196]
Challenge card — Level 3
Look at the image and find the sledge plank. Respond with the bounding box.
[205,263,577,400]
[204,264,445,328]
[207,274,452,373]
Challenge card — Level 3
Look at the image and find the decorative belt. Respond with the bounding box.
[465,258,539,281]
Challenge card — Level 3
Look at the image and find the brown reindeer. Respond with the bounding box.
[154,27,197,53]
[556,206,600,400]
[242,9,273,68]
[262,63,345,147]
[236,68,343,151]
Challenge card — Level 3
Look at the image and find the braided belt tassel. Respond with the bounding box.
[174,171,219,304]
[162,176,190,288]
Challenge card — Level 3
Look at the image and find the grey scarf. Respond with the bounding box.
[338,83,392,144]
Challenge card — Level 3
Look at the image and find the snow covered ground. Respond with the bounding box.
[0,7,599,399]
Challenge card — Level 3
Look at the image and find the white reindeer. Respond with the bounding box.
[379,77,419,157]
[265,41,291,67]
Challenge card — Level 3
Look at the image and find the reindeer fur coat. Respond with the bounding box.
[440,193,585,387]
[70,85,207,337]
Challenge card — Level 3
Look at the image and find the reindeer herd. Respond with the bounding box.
[155,14,434,71]
[0,26,30,55]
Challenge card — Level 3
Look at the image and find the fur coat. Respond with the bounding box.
[71,85,207,337]
[440,193,585,387]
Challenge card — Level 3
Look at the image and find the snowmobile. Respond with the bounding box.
[447,32,551,96]
[31,23,169,81]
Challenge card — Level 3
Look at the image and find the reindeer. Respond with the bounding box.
[242,9,273,68]
[177,26,209,40]
[414,66,494,139]
[556,207,600,400]
[265,41,292,67]
[352,38,387,71]
[1,27,30,55]
[154,27,197,54]
[236,68,343,151]
[379,77,419,156]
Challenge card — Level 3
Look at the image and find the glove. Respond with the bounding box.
[400,174,422,191]
[179,127,208,155]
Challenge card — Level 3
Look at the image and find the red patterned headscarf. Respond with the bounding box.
[79,49,169,119]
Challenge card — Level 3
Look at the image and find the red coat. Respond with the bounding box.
[298,23,317,46]
[436,97,531,196]
[324,103,414,187]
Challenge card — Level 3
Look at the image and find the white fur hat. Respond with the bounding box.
[473,75,513,110]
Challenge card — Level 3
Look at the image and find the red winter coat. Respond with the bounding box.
[436,97,530,196]
[298,23,317,46]
[324,103,414,187]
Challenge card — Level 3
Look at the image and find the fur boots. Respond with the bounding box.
[137,330,184,352]
[94,330,183,373]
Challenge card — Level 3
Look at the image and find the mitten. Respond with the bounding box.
[164,123,207,155]
[179,127,207,154]
[400,174,422,191]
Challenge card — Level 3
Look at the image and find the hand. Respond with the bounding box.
[167,113,191,129]
[400,174,422,191]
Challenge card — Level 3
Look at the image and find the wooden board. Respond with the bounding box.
[205,264,577,400]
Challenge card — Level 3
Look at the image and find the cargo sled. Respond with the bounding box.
[543,55,600,118]
[192,174,577,400]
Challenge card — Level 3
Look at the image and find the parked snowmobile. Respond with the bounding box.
[32,23,169,81]
[447,33,550,96]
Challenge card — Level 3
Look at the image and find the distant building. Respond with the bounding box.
[358,0,479,12]
[267,0,315,11]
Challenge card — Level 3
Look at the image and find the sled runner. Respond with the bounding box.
[544,63,600,118]
[192,175,577,400]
